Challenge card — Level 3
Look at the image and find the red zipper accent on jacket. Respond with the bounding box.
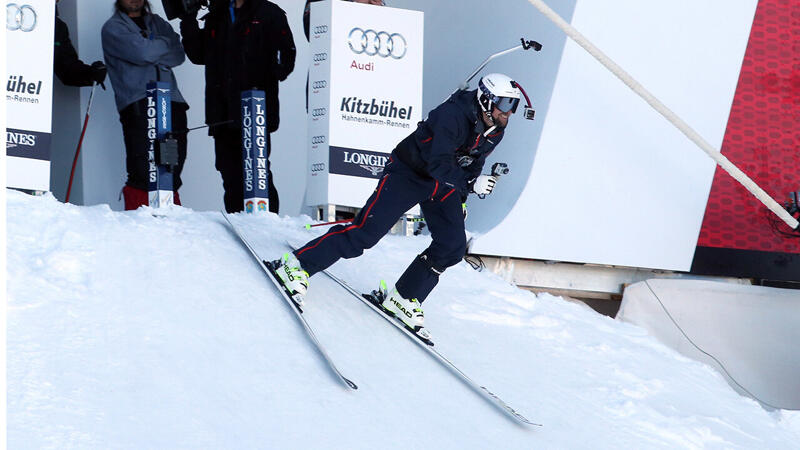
[421,137,433,143]
[469,135,481,150]
[431,180,439,198]
[440,189,455,202]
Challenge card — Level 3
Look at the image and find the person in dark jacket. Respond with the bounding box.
[102,0,189,210]
[54,2,107,87]
[274,73,522,342]
[180,0,296,214]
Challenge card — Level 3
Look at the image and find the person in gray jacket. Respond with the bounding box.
[102,0,188,210]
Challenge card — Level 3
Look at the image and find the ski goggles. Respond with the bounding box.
[494,96,520,113]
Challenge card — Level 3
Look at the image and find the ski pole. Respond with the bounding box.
[305,219,353,230]
[172,119,236,135]
[65,82,97,204]
[304,217,426,230]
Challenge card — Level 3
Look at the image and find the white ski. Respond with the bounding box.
[222,212,357,390]
[301,255,539,426]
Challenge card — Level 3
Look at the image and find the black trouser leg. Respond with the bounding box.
[119,99,188,191]
[214,128,278,214]
[395,190,466,302]
[294,169,434,277]
[171,102,188,190]
[119,99,150,191]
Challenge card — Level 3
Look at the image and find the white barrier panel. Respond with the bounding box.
[6,0,55,191]
[618,279,800,410]
[306,1,423,209]
[468,0,758,271]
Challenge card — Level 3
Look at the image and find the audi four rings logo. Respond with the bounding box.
[312,108,327,117]
[311,136,326,145]
[7,3,36,32]
[313,25,328,35]
[347,28,407,59]
[311,163,326,172]
[313,52,328,62]
[312,80,327,89]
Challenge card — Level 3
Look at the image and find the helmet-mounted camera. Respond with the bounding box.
[476,73,535,121]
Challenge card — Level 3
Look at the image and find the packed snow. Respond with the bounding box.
[6,190,800,449]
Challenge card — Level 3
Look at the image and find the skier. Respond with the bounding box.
[275,73,522,341]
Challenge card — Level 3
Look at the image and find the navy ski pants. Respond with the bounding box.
[294,161,466,302]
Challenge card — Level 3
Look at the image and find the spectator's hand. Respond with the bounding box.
[471,175,497,196]
[90,61,107,87]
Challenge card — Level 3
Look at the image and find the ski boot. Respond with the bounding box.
[374,281,433,345]
[273,252,309,308]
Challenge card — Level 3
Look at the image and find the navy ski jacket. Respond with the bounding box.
[391,89,505,197]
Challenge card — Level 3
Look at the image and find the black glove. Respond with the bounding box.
[90,61,107,85]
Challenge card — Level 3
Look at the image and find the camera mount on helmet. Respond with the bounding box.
[476,73,535,122]
[512,81,536,121]
[455,38,541,123]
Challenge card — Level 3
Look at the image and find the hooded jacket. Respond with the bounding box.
[392,89,505,197]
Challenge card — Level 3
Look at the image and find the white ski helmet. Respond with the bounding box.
[477,73,521,115]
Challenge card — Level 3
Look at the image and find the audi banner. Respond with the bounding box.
[6,0,56,191]
[306,1,423,210]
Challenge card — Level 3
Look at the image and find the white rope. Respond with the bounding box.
[526,0,799,231]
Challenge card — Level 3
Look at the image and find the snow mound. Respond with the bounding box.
[7,190,800,449]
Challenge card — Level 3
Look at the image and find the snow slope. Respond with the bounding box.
[7,190,800,449]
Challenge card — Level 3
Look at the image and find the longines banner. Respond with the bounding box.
[306,0,423,208]
[6,0,55,191]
